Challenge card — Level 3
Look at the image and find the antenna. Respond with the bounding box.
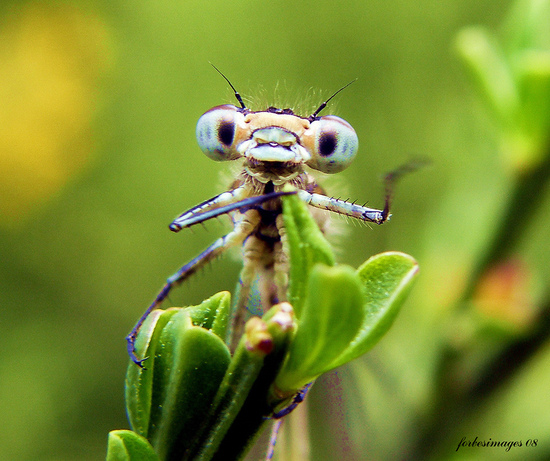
[210,63,246,109]
[309,78,357,120]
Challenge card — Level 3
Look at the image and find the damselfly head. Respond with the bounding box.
[196,104,358,184]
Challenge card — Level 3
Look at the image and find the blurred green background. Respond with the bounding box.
[1,0,549,460]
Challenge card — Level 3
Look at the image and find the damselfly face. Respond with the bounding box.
[196,105,359,183]
[128,78,391,367]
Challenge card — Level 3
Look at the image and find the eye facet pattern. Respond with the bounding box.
[196,105,242,161]
[306,115,358,174]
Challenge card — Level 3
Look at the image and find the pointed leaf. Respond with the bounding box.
[275,264,365,392]
[330,251,418,368]
[455,26,519,126]
[106,430,159,461]
[125,308,179,437]
[189,303,295,461]
[281,189,335,317]
[146,310,231,460]
[186,290,231,338]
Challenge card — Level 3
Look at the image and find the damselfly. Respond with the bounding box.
[127,71,393,366]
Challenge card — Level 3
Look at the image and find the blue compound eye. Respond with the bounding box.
[306,115,358,173]
[196,105,244,161]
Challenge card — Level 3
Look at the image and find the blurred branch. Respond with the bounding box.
[408,0,550,458]
[460,147,550,302]
[406,291,550,460]
[468,292,550,400]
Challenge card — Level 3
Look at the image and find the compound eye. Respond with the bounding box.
[196,105,243,161]
[306,115,358,173]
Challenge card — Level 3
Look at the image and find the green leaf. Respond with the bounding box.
[185,290,231,338]
[516,51,550,159]
[502,0,550,54]
[125,292,232,447]
[146,310,231,461]
[455,26,519,127]
[274,252,418,394]
[189,303,295,461]
[106,430,159,461]
[125,308,180,438]
[189,322,269,461]
[330,251,419,368]
[281,189,335,317]
[274,263,365,393]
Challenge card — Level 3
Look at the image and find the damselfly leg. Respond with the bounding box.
[126,190,295,366]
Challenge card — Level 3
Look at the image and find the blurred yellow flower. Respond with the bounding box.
[0,3,113,226]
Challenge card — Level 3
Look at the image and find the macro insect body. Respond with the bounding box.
[127,75,391,366]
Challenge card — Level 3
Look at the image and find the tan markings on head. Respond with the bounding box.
[244,112,310,136]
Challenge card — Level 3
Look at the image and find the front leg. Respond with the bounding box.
[301,160,426,224]
[127,210,262,366]
[170,187,295,231]
[297,190,390,224]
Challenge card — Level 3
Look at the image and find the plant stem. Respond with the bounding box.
[407,145,550,460]
[460,148,550,302]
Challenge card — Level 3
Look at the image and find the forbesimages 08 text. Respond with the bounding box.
[456,436,538,452]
